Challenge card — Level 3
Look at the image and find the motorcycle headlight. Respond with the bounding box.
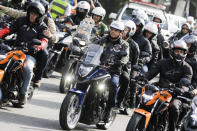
[78,64,93,77]
[65,74,73,82]
[98,83,105,91]
[142,93,154,105]
[79,40,86,46]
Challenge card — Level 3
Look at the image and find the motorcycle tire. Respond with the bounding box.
[59,92,82,130]
[126,113,145,131]
[96,110,116,130]
[59,59,75,93]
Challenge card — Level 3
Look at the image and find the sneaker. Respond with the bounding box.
[19,94,27,105]
[33,80,40,88]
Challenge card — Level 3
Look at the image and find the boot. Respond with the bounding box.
[19,94,27,105]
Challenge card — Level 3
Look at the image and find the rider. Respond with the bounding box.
[132,17,152,67]
[152,13,166,59]
[169,23,191,42]
[143,22,160,68]
[0,2,48,104]
[144,39,196,131]
[64,1,90,28]
[91,6,108,39]
[183,34,197,88]
[0,0,58,43]
[95,20,129,122]
[117,20,139,108]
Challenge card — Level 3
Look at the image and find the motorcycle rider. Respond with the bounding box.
[169,23,191,42]
[91,6,108,39]
[0,1,48,103]
[144,39,197,131]
[64,1,90,29]
[117,20,139,108]
[183,34,197,88]
[132,17,152,67]
[143,22,160,68]
[49,0,71,19]
[95,20,129,122]
[0,0,58,43]
[152,13,166,59]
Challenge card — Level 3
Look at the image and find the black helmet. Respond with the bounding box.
[27,1,45,23]
[170,39,188,65]
[183,34,197,55]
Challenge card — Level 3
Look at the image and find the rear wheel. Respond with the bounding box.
[126,113,145,131]
[59,93,81,130]
[59,59,75,93]
[27,86,34,100]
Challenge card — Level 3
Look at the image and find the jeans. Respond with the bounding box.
[34,49,48,81]
[107,74,120,109]
[21,55,36,95]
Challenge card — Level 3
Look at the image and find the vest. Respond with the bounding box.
[51,0,68,19]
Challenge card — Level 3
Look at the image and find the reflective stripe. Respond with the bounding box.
[51,0,68,19]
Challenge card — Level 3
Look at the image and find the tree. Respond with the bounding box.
[100,0,128,24]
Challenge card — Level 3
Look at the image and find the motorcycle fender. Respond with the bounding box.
[69,88,85,106]
[134,109,151,129]
[0,69,4,83]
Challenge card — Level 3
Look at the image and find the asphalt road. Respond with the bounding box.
[0,72,131,131]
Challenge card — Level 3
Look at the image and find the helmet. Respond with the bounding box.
[27,2,45,23]
[77,1,90,13]
[187,16,195,23]
[136,10,149,23]
[92,7,106,20]
[38,0,49,13]
[122,20,136,36]
[110,21,125,32]
[132,9,138,18]
[182,23,191,31]
[132,17,145,29]
[183,34,197,54]
[170,40,188,65]
[144,22,158,35]
[153,13,165,23]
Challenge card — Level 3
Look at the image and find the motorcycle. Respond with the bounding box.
[59,44,117,130]
[43,20,73,78]
[0,39,41,108]
[126,81,193,131]
[59,17,95,93]
[183,96,197,131]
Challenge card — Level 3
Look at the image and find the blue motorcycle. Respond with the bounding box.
[59,44,117,130]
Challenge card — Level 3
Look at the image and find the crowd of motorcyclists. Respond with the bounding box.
[0,0,197,131]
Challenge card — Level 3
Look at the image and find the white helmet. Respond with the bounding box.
[132,9,138,17]
[92,7,106,20]
[144,22,158,35]
[136,10,149,23]
[110,21,125,31]
[187,16,195,23]
[77,1,90,12]
[153,13,165,23]
[122,20,136,36]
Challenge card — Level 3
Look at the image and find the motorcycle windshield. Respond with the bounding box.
[82,44,103,66]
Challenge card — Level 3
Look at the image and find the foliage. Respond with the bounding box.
[100,0,128,24]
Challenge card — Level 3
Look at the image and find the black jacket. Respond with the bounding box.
[144,58,193,88]
[128,38,140,65]
[186,55,197,87]
[95,35,129,75]
[9,16,48,45]
[169,31,188,42]
[132,33,152,65]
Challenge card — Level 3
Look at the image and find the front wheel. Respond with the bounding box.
[59,59,75,93]
[59,93,82,130]
[43,53,56,78]
[126,113,145,131]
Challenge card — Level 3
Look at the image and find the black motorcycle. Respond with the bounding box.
[43,21,73,78]
[59,44,118,130]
